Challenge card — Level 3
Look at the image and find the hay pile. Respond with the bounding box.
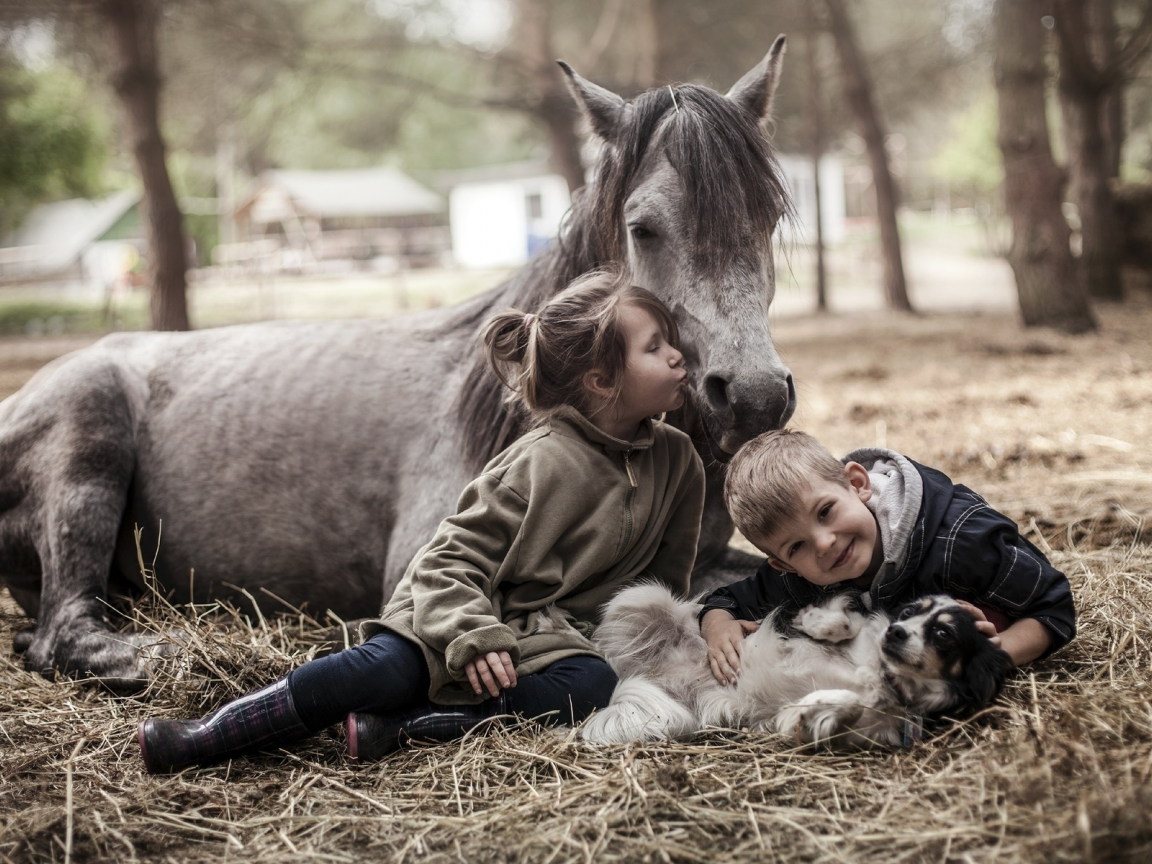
[2,532,1149,863]
[2,302,1151,863]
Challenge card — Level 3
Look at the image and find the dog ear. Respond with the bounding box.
[959,644,1013,708]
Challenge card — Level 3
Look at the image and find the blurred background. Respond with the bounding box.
[0,0,1148,335]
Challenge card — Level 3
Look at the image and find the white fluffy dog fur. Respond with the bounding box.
[579,583,1011,748]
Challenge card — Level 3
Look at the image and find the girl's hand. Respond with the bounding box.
[465,650,518,698]
[701,609,760,687]
[955,600,1002,648]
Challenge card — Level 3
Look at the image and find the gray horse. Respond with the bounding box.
[1,39,795,691]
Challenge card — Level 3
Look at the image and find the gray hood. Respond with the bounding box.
[842,447,924,596]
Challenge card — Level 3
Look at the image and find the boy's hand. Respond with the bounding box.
[465,651,518,697]
[701,608,760,687]
[956,600,1002,648]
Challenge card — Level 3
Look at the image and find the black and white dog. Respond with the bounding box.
[579,584,1012,747]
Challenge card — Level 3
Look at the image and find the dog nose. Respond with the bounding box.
[886,625,908,643]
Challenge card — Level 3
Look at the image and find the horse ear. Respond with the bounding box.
[558,60,627,141]
[726,34,787,122]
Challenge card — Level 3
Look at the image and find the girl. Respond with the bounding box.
[138,267,706,772]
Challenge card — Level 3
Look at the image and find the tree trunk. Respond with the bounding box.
[994,0,1096,333]
[823,0,912,312]
[102,0,190,331]
[515,0,586,193]
[806,18,827,312]
[633,0,657,89]
[1092,0,1123,178]
[1057,0,1124,301]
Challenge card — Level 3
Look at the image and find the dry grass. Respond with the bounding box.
[3,298,1152,863]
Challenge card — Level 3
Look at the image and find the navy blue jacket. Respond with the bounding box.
[702,459,1076,658]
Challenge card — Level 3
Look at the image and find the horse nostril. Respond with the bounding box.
[703,374,732,415]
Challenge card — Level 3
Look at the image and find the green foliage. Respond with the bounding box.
[0,57,107,236]
[930,86,1003,203]
[184,213,219,268]
[0,298,145,335]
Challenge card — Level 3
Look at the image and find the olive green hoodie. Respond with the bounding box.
[361,405,705,704]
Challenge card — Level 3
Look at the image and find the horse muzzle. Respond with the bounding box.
[699,367,796,456]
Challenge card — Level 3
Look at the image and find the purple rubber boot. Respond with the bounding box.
[138,679,311,773]
[346,693,508,764]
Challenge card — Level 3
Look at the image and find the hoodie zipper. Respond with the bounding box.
[622,449,637,551]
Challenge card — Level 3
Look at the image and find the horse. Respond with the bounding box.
[1,37,796,691]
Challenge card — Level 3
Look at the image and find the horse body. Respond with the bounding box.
[2,40,797,689]
[5,312,479,616]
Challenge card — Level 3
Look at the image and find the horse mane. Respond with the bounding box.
[454,81,794,470]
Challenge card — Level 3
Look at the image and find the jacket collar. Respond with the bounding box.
[547,405,656,452]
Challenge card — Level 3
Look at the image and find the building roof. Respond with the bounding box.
[245,167,445,223]
[0,189,141,279]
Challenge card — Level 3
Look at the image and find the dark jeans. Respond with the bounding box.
[287,630,618,733]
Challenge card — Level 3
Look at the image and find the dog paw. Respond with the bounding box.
[776,689,865,745]
[792,603,861,643]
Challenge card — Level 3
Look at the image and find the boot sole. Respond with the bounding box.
[346,713,361,763]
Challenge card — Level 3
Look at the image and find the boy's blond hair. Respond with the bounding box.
[724,429,849,547]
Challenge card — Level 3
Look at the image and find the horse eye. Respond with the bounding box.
[630,224,656,240]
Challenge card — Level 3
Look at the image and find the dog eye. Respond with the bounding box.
[934,627,951,641]
[899,606,916,620]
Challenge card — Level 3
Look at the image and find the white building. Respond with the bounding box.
[439,162,571,269]
[775,154,847,246]
[0,189,143,296]
[231,167,450,273]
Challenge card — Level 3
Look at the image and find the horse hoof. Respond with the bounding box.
[23,628,169,693]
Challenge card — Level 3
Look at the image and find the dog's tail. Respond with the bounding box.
[581,677,698,744]
[593,582,702,679]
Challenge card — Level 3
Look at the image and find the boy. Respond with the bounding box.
[702,429,1076,687]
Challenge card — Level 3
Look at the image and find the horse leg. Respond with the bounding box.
[21,474,155,691]
[16,373,153,692]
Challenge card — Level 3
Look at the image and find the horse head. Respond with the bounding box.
[560,37,796,458]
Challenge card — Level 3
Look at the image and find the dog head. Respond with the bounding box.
[880,596,1013,714]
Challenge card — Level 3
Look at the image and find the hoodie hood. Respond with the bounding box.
[843,447,924,599]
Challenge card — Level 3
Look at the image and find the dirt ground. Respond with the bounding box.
[0,296,1150,862]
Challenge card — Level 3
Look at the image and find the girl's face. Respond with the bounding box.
[614,303,688,422]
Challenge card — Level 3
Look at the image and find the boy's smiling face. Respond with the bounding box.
[756,462,884,586]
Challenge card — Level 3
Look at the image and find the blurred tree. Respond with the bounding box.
[931,87,1004,207]
[103,0,189,331]
[930,85,1008,254]
[0,52,106,236]
[358,0,636,192]
[1054,0,1152,301]
[994,0,1096,332]
[0,0,190,330]
[822,0,911,313]
[805,11,828,312]
[506,0,586,191]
